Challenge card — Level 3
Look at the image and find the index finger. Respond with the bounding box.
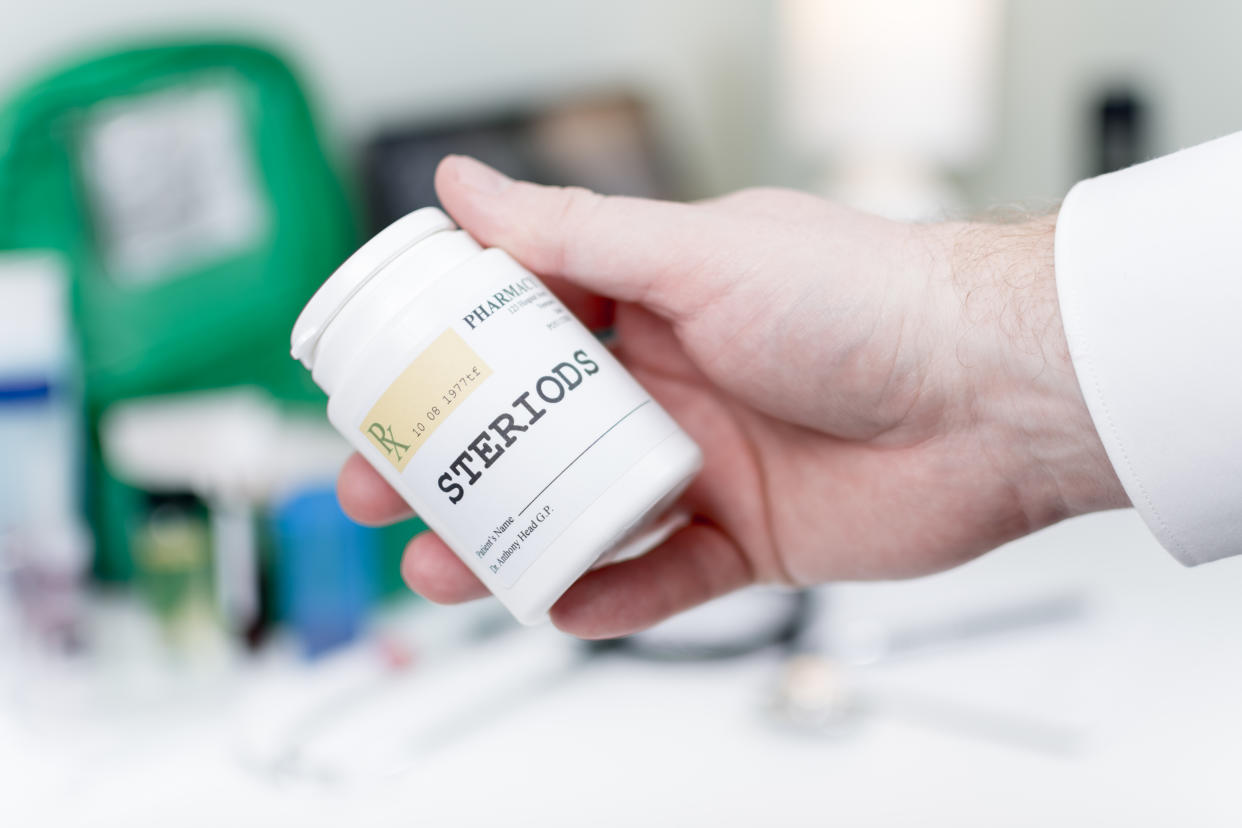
[434,155,712,321]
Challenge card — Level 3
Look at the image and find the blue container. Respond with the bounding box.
[272,487,378,658]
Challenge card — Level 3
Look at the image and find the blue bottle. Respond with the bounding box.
[272,487,378,658]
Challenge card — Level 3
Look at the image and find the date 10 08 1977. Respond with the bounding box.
[364,364,485,461]
[410,365,485,439]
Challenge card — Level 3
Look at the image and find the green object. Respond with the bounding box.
[0,41,359,578]
[132,496,215,630]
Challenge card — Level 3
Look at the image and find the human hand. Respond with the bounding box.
[338,155,1127,638]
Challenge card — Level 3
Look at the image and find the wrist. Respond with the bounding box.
[929,215,1129,529]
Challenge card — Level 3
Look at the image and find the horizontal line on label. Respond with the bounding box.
[517,399,652,517]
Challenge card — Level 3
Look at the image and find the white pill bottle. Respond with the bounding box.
[292,208,702,624]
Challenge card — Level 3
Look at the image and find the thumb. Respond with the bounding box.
[434,155,715,319]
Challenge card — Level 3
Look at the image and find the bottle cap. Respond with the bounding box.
[290,207,456,369]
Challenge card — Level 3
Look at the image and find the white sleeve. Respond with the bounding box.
[1055,131,1242,566]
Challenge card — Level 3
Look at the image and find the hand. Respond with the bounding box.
[338,156,1127,638]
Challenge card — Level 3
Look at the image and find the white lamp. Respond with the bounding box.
[779,0,1001,219]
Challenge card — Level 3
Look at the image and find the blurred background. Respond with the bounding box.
[2,1,1241,825]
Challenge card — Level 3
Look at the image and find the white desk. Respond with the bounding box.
[5,509,1242,826]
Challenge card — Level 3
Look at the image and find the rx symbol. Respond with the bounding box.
[368,423,410,461]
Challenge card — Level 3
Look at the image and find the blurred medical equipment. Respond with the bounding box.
[272,488,379,658]
[232,589,806,784]
[0,253,91,656]
[1092,88,1150,176]
[131,493,227,661]
[361,92,673,230]
[589,588,811,662]
[101,388,352,645]
[0,41,359,582]
[231,587,1090,788]
[770,591,1089,754]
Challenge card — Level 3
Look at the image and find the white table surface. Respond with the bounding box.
[5,508,1242,827]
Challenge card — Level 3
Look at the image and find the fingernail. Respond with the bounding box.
[451,155,512,195]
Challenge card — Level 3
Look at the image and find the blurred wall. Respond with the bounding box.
[973,0,1242,207]
[5,0,1242,208]
[0,0,773,199]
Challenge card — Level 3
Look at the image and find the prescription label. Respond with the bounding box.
[360,328,492,471]
[347,253,680,592]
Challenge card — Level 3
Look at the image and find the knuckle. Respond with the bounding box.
[548,185,607,272]
[555,185,606,225]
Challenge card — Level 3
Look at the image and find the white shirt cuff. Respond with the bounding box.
[1055,131,1242,566]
